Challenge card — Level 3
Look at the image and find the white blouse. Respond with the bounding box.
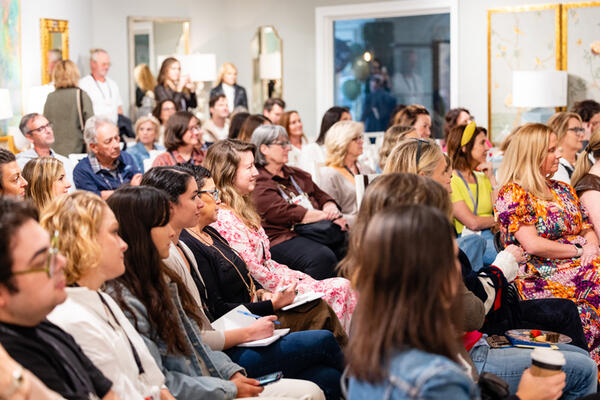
[47,287,165,400]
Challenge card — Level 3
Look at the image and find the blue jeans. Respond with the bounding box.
[470,338,597,400]
[480,229,499,267]
[458,234,486,271]
[225,330,344,400]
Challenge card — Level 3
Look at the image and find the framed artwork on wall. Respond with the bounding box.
[0,0,22,130]
[561,2,600,109]
[487,4,561,143]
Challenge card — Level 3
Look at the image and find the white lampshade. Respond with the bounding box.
[0,89,13,120]
[259,53,282,80]
[180,54,217,82]
[512,70,567,108]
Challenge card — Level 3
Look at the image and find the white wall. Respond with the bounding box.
[21,0,92,90]
[18,0,587,138]
[457,0,583,130]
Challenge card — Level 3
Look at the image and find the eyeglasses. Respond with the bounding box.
[270,140,291,148]
[412,138,430,165]
[568,127,586,137]
[188,125,202,133]
[13,230,60,278]
[199,189,220,201]
[29,122,53,135]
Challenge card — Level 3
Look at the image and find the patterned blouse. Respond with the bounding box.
[495,180,600,365]
[211,207,357,331]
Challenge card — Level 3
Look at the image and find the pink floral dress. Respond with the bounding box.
[495,181,600,365]
[212,207,357,331]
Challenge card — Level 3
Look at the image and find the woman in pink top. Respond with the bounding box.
[205,139,357,330]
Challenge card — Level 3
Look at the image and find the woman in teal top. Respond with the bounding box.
[447,122,498,267]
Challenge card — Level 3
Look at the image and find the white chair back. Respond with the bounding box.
[68,153,87,164]
[355,173,380,209]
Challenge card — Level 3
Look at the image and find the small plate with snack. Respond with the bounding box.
[505,329,571,346]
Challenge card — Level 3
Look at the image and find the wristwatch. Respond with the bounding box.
[1,366,24,399]
[574,243,583,257]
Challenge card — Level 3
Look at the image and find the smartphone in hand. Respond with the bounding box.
[256,371,283,386]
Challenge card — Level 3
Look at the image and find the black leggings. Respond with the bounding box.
[270,236,338,280]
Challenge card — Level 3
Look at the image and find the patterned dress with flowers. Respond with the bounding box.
[495,180,600,365]
[212,208,357,331]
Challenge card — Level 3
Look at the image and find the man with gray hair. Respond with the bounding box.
[16,113,71,168]
[73,116,141,199]
[79,48,123,124]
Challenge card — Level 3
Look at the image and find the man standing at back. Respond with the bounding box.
[79,49,123,124]
[0,198,120,400]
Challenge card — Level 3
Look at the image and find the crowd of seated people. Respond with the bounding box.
[5,47,600,399]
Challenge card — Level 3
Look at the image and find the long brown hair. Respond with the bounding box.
[346,204,461,382]
[447,124,487,172]
[107,186,206,355]
[340,173,452,281]
[572,128,600,187]
[205,139,262,229]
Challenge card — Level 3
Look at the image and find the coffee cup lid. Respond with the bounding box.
[531,348,565,368]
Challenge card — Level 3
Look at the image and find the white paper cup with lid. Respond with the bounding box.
[530,348,566,377]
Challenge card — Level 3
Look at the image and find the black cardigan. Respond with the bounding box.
[179,227,274,319]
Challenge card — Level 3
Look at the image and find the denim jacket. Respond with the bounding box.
[109,282,244,400]
[348,348,480,400]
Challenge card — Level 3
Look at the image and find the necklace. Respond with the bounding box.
[187,227,256,300]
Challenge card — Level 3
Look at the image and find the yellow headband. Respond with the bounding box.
[460,121,477,147]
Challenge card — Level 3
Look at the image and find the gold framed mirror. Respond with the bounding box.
[251,26,283,113]
[40,18,69,85]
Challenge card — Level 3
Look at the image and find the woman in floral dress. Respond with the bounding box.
[204,139,357,330]
[495,123,600,365]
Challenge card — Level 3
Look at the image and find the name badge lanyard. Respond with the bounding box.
[277,175,306,202]
[456,170,479,216]
[93,77,113,100]
[99,169,124,190]
[97,292,145,376]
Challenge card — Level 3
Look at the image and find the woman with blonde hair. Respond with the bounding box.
[154,57,197,111]
[547,111,584,184]
[383,138,450,190]
[40,191,174,400]
[43,60,94,155]
[344,175,593,399]
[377,125,417,170]
[205,139,357,330]
[125,115,165,171]
[319,120,374,223]
[390,104,431,138]
[134,63,156,118]
[22,157,71,211]
[495,122,600,365]
[572,128,600,241]
[209,62,248,112]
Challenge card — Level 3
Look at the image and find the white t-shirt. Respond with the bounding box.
[222,83,235,112]
[79,75,123,123]
[47,287,165,400]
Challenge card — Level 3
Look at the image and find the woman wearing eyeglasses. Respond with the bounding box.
[40,191,175,400]
[547,112,585,185]
[248,125,348,281]
[152,111,204,167]
[447,122,498,268]
[318,121,374,226]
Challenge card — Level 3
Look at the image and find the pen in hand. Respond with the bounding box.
[237,310,281,325]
